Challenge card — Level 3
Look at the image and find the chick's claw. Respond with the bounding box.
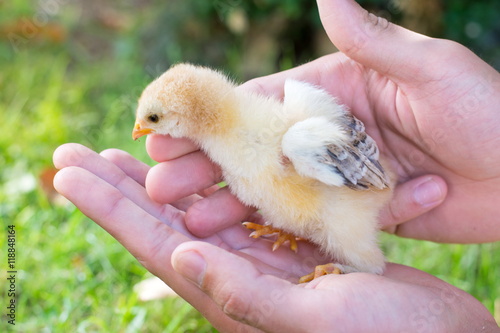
[242,222,299,253]
[273,232,298,252]
[299,263,344,284]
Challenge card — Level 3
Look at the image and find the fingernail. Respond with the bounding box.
[413,178,444,207]
[174,250,206,287]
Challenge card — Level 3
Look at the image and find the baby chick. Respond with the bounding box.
[133,63,393,282]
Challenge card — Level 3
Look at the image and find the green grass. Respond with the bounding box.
[1,5,499,331]
[0,41,216,331]
[1,192,217,332]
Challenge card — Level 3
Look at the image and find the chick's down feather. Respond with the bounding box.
[133,63,393,277]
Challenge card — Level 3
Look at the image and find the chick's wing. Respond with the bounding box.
[281,80,389,191]
[322,114,389,190]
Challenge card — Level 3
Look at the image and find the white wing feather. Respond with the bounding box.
[282,80,389,190]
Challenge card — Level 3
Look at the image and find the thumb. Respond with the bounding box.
[379,175,447,232]
[171,242,316,332]
[317,0,436,82]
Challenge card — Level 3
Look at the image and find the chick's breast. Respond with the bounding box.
[216,95,325,236]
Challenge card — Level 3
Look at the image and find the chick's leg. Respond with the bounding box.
[298,263,345,283]
[242,222,299,252]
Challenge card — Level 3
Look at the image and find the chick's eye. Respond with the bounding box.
[148,114,159,123]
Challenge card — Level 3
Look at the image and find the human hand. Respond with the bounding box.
[146,0,500,243]
[52,144,498,332]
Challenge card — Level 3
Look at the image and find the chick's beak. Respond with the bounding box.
[132,122,155,140]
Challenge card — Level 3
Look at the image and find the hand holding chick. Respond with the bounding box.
[133,63,393,281]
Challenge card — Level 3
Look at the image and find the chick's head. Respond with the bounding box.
[132,63,236,141]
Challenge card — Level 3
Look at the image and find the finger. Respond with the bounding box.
[380,175,447,232]
[100,148,150,186]
[198,184,222,197]
[146,134,199,162]
[146,151,222,204]
[317,0,439,82]
[53,144,272,250]
[186,187,256,237]
[100,148,212,212]
[172,241,327,332]
[53,166,192,261]
[53,143,173,225]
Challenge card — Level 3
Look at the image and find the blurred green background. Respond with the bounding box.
[1,0,499,331]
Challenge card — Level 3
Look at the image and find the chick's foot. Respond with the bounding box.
[242,222,299,253]
[298,263,345,283]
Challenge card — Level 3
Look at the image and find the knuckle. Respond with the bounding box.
[347,11,393,57]
[210,164,224,183]
[387,200,404,224]
[138,221,175,271]
[361,10,391,37]
[219,288,254,324]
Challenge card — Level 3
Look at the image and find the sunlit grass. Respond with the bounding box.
[0,191,217,332]
[1,44,215,332]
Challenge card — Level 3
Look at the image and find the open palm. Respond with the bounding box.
[53,144,496,332]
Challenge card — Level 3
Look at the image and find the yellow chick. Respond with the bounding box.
[133,63,393,282]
